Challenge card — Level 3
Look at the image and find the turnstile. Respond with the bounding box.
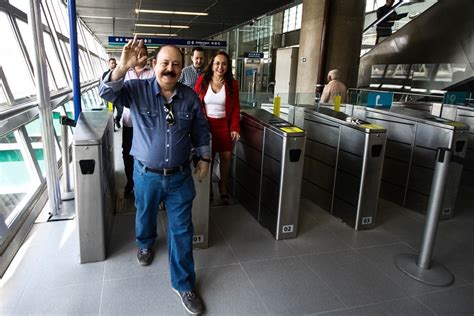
[438,104,474,188]
[349,106,469,219]
[190,143,211,249]
[294,106,387,230]
[73,111,115,263]
[230,108,306,240]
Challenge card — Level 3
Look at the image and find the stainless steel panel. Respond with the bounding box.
[303,156,335,193]
[301,107,387,230]
[362,106,469,218]
[191,141,211,249]
[304,115,339,148]
[73,111,115,264]
[264,129,283,162]
[232,108,305,239]
[302,178,333,211]
[276,135,306,239]
[305,140,337,167]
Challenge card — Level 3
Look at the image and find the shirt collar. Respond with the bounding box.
[152,79,183,100]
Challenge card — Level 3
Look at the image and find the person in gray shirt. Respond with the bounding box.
[179,47,204,88]
[100,36,210,315]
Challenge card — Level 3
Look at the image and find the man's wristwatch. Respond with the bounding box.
[200,157,211,163]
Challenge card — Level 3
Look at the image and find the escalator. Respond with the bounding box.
[358,0,474,93]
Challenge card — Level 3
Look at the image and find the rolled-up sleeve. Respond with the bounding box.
[99,71,128,104]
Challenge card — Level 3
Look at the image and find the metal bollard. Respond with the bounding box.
[60,115,75,201]
[395,148,454,286]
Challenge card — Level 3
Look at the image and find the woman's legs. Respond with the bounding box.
[218,151,232,197]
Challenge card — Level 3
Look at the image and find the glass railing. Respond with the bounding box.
[361,0,438,55]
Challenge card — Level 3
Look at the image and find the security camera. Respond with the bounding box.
[250,19,255,26]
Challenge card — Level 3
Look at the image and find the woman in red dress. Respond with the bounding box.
[195,51,240,201]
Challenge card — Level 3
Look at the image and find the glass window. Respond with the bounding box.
[16,19,57,91]
[0,12,36,99]
[43,32,68,89]
[51,0,69,36]
[0,81,8,106]
[25,118,61,177]
[9,0,30,13]
[283,4,303,33]
[0,131,40,234]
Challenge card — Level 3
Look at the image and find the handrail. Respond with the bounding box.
[363,0,404,33]
[0,80,99,121]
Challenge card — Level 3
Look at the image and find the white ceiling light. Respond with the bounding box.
[133,32,178,37]
[135,23,189,29]
[135,9,208,16]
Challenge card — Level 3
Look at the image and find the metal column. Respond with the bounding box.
[29,0,62,217]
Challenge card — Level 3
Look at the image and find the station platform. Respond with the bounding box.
[1,129,473,315]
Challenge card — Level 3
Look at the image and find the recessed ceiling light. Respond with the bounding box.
[135,23,189,29]
[135,9,208,16]
[133,32,178,37]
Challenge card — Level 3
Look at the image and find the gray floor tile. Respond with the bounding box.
[193,219,238,269]
[14,281,102,315]
[284,210,350,255]
[302,249,407,306]
[315,297,434,316]
[432,239,474,284]
[196,265,268,315]
[104,214,169,280]
[100,274,185,316]
[211,205,296,262]
[242,257,344,315]
[416,285,474,315]
[356,243,466,296]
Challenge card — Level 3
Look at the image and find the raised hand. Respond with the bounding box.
[111,34,148,81]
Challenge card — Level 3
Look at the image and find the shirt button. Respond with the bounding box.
[147,110,150,114]
[165,159,169,162]
[166,144,170,147]
[167,129,170,132]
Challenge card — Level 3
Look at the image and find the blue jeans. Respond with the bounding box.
[134,160,196,291]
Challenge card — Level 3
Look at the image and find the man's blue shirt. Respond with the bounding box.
[99,72,210,169]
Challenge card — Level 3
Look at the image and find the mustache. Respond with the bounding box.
[161,70,177,77]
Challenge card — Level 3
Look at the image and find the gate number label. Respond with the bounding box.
[282,225,294,233]
[361,217,373,225]
[193,235,204,244]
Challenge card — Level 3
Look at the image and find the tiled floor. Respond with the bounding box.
[1,191,473,315]
[1,130,473,315]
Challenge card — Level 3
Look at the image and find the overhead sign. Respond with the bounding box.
[108,36,226,48]
[244,51,264,58]
[366,91,393,108]
[443,91,468,105]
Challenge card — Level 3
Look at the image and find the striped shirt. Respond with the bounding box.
[178,65,201,89]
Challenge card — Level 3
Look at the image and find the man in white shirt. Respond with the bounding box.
[121,45,155,198]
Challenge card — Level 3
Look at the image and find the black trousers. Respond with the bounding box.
[122,126,134,188]
[115,103,124,121]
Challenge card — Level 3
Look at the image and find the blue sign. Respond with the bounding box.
[366,91,393,108]
[443,92,468,105]
[108,36,226,48]
[244,52,264,58]
[245,68,257,76]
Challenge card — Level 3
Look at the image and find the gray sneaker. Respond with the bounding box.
[136,248,154,266]
[172,288,205,315]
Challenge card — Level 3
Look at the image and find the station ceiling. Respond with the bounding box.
[76,0,297,50]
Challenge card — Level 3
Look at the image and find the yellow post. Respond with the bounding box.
[107,101,113,112]
[334,94,341,112]
[273,95,281,117]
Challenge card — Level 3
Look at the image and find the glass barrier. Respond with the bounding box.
[0,131,41,242]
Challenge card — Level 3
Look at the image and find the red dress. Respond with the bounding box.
[195,76,241,153]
